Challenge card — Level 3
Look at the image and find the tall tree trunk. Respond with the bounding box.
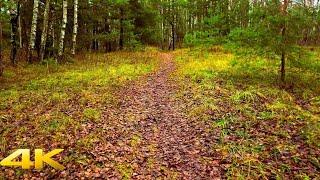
[10,2,20,65]
[170,0,175,50]
[161,18,164,50]
[92,26,95,50]
[0,16,3,76]
[18,14,22,48]
[48,22,55,57]
[160,2,165,50]
[50,1,56,57]
[58,0,68,60]
[92,25,99,51]
[171,22,175,50]
[104,18,112,52]
[280,0,289,83]
[72,0,78,56]
[40,0,51,61]
[119,7,124,50]
[281,46,286,83]
[28,0,39,63]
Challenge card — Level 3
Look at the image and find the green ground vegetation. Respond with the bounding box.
[0,49,159,174]
[174,46,320,179]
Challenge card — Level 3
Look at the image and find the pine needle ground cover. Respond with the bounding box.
[174,46,320,179]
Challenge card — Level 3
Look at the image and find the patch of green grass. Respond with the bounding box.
[175,47,320,179]
[147,158,155,169]
[0,50,159,176]
[302,117,320,147]
[258,111,274,120]
[213,117,235,129]
[231,89,258,104]
[38,112,75,133]
[0,136,7,153]
[49,92,69,103]
[76,133,100,149]
[175,47,233,83]
[83,108,101,122]
[2,71,16,78]
[130,134,141,147]
[116,163,134,180]
[311,96,320,106]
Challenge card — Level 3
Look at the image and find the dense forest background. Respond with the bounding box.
[1,0,320,80]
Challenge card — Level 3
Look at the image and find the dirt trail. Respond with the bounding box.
[76,53,221,179]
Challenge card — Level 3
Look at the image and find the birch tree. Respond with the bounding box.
[28,0,39,63]
[10,2,20,65]
[58,0,68,60]
[72,0,78,56]
[18,15,22,48]
[0,13,3,76]
[50,1,56,57]
[40,0,51,61]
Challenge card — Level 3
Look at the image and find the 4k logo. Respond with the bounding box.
[0,149,65,170]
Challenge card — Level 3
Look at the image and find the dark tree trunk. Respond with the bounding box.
[169,0,175,51]
[281,24,286,83]
[105,18,112,52]
[281,25,286,83]
[119,7,124,50]
[280,0,288,84]
[92,25,100,51]
[0,19,3,76]
[281,48,286,83]
[95,25,99,51]
[10,2,20,65]
[171,22,175,51]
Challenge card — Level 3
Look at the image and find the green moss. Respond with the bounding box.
[38,112,74,133]
[49,92,69,103]
[130,134,141,147]
[116,163,133,180]
[76,134,100,148]
[83,108,101,122]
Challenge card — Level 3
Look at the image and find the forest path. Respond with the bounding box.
[87,53,221,179]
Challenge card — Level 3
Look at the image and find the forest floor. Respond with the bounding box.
[81,53,222,179]
[0,47,320,179]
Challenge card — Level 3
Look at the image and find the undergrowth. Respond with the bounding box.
[174,46,320,179]
[0,49,159,177]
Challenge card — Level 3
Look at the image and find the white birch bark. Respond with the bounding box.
[40,0,51,61]
[51,23,55,49]
[58,0,68,58]
[18,15,22,48]
[72,0,78,56]
[28,0,39,62]
[0,18,3,76]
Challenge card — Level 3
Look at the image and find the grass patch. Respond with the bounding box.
[116,163,133,180]
[174,46,320,179]
[0,50,159,173]
[83,108,101,122]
